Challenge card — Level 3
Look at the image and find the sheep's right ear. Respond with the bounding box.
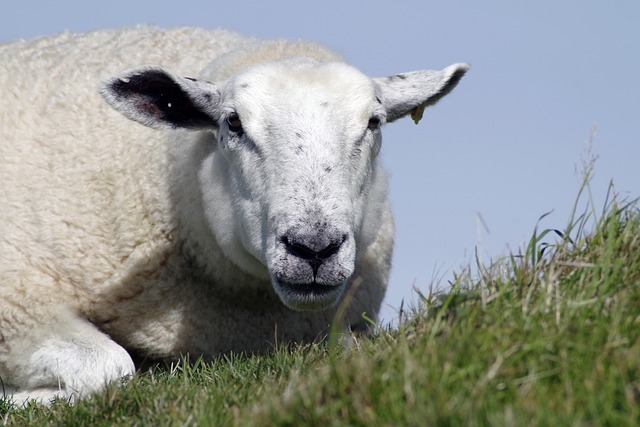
[100,66,221,130]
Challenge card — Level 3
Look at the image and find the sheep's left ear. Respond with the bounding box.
[100,66,221,130]
[374,63,469,124]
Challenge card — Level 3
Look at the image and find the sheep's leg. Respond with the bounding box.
[0,312,135,406]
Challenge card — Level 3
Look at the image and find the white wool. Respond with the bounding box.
[0,26,467,405]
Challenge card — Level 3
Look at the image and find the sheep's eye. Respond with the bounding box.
[367,117,381,130]
[226,113,243,133]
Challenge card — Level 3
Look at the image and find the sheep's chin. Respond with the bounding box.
[271,279,346,312]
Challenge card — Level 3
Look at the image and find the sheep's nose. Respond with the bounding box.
[281,233,347,275]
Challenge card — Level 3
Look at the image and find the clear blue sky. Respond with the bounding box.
[2,1,638,324]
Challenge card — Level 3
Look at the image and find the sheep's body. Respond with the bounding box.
[0,26,467,404]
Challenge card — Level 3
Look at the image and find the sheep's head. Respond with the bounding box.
[101,57,468,311]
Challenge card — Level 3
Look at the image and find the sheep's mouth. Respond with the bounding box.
[281,281,336,295]
[272,279,346,311]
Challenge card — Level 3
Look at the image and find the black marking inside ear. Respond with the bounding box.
[110,71,213,129]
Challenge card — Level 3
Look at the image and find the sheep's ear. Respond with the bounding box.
[100,66,221,130]
[374,63,469,124]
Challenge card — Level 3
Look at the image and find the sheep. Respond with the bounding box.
[0,26,468,405]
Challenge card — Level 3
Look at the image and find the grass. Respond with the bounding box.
[2,174,640,426]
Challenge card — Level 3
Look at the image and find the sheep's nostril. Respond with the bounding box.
[282,237,341,260]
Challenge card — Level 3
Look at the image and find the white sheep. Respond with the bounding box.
[0,26,468,405]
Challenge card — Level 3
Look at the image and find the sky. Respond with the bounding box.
[1,1,638,324]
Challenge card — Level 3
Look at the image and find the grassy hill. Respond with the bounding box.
[3,184,639,426]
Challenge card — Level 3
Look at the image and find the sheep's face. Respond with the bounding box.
[101,58,468,311]
[209,60,384,310]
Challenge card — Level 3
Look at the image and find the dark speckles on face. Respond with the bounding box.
[266,124,276,134]
[387,74,407,81]
[320,101,329,108]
